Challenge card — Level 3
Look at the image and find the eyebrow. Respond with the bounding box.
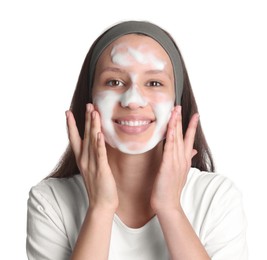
[145,69,172,80]
[100,67,127,74]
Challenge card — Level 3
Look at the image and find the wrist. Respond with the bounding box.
[89,205,117,216]
[88,197,119,214]
[155,205,185,219]
[84,206,116,229]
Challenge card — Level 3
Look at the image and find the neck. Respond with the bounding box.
[106,142,163,227]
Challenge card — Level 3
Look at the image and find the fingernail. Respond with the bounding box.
[176,106,181,115]
[174,106,182,117]
[86,103,91,112]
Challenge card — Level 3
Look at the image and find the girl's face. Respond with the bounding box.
[92,34,175,154]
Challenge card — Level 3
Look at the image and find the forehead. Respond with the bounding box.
[96,34,173,67]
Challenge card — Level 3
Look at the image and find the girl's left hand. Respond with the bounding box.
[150,105,199,213]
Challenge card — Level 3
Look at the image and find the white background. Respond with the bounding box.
[1,0,266,259]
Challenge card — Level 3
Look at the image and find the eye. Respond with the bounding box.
[106,79,125,87]
[146,81,163,87]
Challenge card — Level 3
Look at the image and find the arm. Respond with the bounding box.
[71,207,115,259]
[67,104,118,260]
[151,106,210,259]
[157,209,210,260]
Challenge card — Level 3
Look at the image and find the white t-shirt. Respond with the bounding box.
[26,168,248,259]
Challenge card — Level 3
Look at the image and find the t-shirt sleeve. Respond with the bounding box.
[203,177,248,260]
[26,184,72,260]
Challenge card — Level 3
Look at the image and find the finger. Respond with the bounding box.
[84,103,93,141]
[165,107,178,147]
[184,113,199,160]
[162,109,178,163]
[83,103,93,145]
[66,110,82,158]
[81,103,93,167]
[174,106,185,155]
[167,107,178,130]
[96,132,109,167]
[191,149,198,159]
[88,110,102,166]
[90,110,102,145]
[164,122,175,154]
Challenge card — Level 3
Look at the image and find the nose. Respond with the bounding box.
[120,86,148,109]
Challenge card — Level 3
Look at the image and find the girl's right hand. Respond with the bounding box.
[66,103,119,212]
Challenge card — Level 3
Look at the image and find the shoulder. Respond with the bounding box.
[182,168,246,229]
[184,170,248,258]
[27,176,86,258]
[28,175,88,218]
[27,175,88,249]
[184,167,242,202]
[183,168,247,240]
[30,174,85,199]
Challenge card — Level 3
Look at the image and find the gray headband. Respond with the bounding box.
[89,21,184,104]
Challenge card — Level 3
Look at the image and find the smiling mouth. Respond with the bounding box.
[114,119,155,135]
[115,120,152,126]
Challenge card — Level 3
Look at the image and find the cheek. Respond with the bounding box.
[93,91,119,123]
[145,88,175,105]
[151,98,174,132]
[149,91,174,109]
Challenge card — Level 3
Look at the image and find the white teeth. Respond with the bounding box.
[118,120,150,126]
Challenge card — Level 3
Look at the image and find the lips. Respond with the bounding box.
[114,116,155,134]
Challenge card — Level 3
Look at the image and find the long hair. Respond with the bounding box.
[49,25,215,178]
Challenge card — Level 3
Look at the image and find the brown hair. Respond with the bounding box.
[49,25,215,178]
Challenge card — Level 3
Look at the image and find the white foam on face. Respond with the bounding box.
[93,43,174,154]
[110,46,131,67]
[111,44,166,70]
[94,90,173,154]
[120,73,148,108]
[93,91,120,149]
[128,48,145,64]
